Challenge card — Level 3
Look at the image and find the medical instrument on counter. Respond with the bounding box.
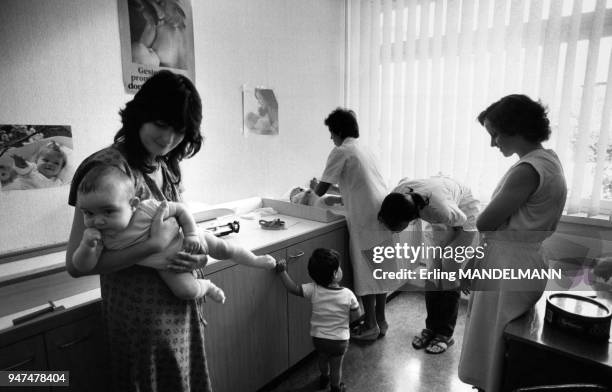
[259,218,285,230]
[205,220,240,237]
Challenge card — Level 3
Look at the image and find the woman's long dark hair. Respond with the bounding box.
[114,70,203,185]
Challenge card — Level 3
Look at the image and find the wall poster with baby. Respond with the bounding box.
[118,0,196,93]
[242,85,279,136]
[0,124,74,192]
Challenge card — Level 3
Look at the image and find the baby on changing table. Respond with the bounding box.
[289,186,343,208]
[72,164,276,302]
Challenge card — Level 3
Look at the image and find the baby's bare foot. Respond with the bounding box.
[198,279,226,303]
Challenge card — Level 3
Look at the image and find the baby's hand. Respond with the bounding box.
[275,258,287,273]
[183,234,203,254]
[256,254,277,270]
[309,177,318,190]
[10,154,27,169]
[82,228,102,248]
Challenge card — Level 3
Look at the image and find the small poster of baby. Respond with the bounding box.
[0,125,74,192]
[118,0,196,93]
[242,86,279,135]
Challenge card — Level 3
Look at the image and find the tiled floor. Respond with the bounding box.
[262,292,474,392]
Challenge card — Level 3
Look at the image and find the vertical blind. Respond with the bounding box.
[346,0,612,218]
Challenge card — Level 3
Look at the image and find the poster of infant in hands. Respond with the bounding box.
[243,86,279,135]
[0,124,74,191]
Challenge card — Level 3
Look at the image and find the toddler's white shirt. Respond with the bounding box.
[302,283,359,340]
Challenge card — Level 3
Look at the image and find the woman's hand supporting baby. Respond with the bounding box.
[147,201,177,253]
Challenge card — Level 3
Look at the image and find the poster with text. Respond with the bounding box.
[118,0,196,93]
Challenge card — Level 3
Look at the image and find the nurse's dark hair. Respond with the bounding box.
[114,70,203,184]
[77,164,135,199]
[324,108,359,139]
[477,94,550,143]
[378,191,429,231]
[308,248,341,287]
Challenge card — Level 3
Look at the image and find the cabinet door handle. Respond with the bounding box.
[288,251,305,259]
[58,333,92,349]
[3,356,34,370]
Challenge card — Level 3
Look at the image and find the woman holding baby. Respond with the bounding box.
[65,71,274,392]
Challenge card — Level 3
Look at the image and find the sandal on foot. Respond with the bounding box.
[425,336,454,354]
[412,329,435,349]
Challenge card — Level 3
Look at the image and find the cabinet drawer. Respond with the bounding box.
[0,335,49,392]
[45,315,107,392]
[287,238,316,366]
[203,249,288,392]
[0,335,48,371]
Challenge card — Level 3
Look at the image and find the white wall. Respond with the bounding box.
[0,0,345,255]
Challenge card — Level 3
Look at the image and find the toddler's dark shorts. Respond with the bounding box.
[312,337,349,357]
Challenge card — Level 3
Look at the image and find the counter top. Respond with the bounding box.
[0,198,346,332]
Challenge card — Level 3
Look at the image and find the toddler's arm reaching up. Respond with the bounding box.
[72,228,103,272]
[275,259,303,296]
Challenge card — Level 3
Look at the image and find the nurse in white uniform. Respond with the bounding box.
[458,95,567,392]
[312,108,403,341]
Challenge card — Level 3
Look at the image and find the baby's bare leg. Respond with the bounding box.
[158,270,200,299]
[197,279,225,303]
[158,271,225,302]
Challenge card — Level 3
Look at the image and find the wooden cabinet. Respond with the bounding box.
[286,227,350,366]
[45,315,107,392]
[0,224,349,392]
[503,332,612,391]
[203,226,351,391]
[0,302,105,392]
[202,249,289,392]
[0,335,49,392]
[286,237,317,366]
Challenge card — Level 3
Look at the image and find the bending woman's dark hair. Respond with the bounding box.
[324,108,359,139]
[378,190,430,231]
[477,94,550,143]
[114,70,203,184]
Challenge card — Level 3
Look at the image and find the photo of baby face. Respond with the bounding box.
[0,125,73,191]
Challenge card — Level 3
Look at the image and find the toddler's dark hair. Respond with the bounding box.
[77,164,135,199]
[308,248,341,286]
[378,191,429,231]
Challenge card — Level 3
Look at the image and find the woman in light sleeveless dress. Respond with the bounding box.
[458,95,567,392]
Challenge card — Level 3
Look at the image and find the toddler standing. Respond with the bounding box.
[276,248,360,392]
